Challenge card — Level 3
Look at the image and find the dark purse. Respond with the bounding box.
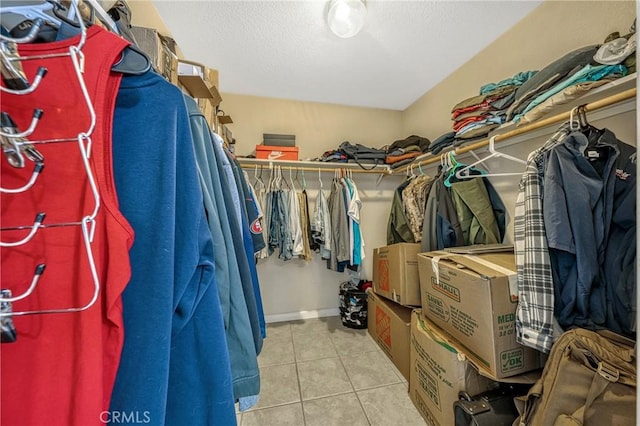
[453,383,531,426]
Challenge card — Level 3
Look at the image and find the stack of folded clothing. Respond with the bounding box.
[385,135,431,169]
[450,71,537,140]
[427,131,456,155]
[513,23,635,125]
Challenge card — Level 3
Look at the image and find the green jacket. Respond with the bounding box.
[450,177,501,245]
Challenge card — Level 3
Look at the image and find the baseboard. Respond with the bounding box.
[265,308,340,324]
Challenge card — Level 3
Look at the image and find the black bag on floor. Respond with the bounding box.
[339,280,372,329]
[454,383,532,426]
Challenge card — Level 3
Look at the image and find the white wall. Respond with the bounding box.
[255,172,404,322]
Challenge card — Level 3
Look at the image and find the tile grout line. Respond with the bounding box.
[289,320,308,426]
[354,331,404,425]
[333,336,373,425]
[354,391,373,426]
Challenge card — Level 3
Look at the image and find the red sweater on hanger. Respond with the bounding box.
[1,26,133,426]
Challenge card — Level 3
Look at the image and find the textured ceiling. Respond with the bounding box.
[153,1,542,111]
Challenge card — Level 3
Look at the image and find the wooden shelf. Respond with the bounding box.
[218,115,233,124]
[178,75,222,106]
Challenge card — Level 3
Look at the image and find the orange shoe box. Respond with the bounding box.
[256,145,299,160]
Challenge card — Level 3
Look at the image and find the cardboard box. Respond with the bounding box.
[197,97,217,130]
[255,145,299,161]
[130,26,178,85]
[263,133,296,147]
[417,250,543,380]
[372,243,421,306]
[410,310,493,426]
[204,67,219,90]
[367,291,413,380]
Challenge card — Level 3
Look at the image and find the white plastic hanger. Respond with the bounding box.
[455,136,526,179]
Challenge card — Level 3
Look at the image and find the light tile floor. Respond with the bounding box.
[237,316,426,426]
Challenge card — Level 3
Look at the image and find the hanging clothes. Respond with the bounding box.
[108,71,235,425]
[544,131,619,329]
[328,177,350,271]
[254,174,270,260]
[344,177,364,266]
[244,170,267,254]
[215,138,266,347]
[387,178,414,244]
[312,187,332,259]
[514,123,572,353]
[303,188,320,253]
[230,157,265,256]
[183,95,260,406]
[401,174,433,242]
[288,186,304,257]
[298,191,313,261]
[449,177,502,245]
[341,177,355,265]
[603,137,636,336]
[420,172,465,252]
[1,27,135,426]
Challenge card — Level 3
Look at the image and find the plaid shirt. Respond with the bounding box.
[514,123,571,353]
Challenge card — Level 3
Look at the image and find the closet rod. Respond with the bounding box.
[241,164,389,174]
[237,158,392,174]
[394,87,637,173]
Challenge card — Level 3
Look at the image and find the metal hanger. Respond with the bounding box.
[0,109,44,140]
[454,136,526,180]
[0,0,102,314]
[0,264,45,302]
[0,216,101,316]
[1,0,150,75]
[0,212,45,247]
[0,162,44,194]
[0,18,45,43]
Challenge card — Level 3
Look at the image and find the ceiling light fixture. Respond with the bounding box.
[327,0,367,39]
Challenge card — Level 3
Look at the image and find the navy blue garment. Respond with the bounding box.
[183,95,260,399]
[109,71,235,425]
[544,131,619,329]
[428,131,456,155]
[603,135,636,336]
[436,176,464,249]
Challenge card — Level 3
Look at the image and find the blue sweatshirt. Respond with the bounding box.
[109,71,235,425]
